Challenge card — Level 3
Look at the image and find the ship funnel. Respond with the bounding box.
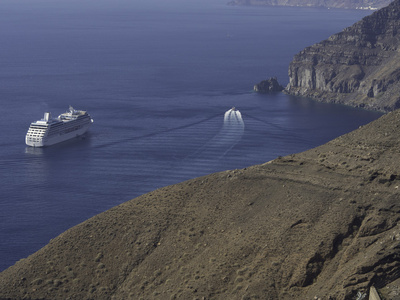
[44,112,51,122]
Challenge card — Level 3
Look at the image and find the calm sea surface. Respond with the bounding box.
[0,0,381,271]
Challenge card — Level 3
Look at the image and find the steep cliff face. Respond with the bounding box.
[286,0,400,111]
[228,0,393,10]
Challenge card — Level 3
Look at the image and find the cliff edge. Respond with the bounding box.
[286,0,400,112]
[1,109,400,298]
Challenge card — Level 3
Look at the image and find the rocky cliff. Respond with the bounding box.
[1,109,400,299]
[286,0,400,112]
[228,0,393,10]
[254,77,284,92]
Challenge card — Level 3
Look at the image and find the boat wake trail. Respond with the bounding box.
[92,108,245,182]
[241,112,293,135]
[242,112,312,144]
[94,113,221,150]
[187,107,245,160]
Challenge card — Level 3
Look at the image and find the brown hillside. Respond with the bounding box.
[1,110,400,299]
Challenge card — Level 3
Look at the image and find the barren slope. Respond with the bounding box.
[1,111,400,299]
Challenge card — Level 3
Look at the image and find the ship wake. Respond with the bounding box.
[187,107,245,160]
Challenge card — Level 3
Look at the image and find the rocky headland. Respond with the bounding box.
[286,0,400,112]
[1,109,400,299]
[227,0,393,10]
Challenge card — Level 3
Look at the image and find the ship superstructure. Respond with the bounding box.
[25,106,93,147]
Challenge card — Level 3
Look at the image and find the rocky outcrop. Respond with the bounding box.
[254,76,284,92]
[228,0,393,10]
[2,107,400,299]
[286,0,400,112]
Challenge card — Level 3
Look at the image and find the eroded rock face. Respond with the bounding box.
[286,0,400,111]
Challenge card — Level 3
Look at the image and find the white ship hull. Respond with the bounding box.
[25,123,91,147]
[25,106,93,147]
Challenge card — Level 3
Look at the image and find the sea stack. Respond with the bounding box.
[254,77,284,93]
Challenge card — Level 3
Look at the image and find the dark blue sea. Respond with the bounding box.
[0,0,381,271]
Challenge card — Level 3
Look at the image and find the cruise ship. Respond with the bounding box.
[25,106,93,147]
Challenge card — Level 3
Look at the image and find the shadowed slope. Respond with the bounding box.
[1,111,400,299]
